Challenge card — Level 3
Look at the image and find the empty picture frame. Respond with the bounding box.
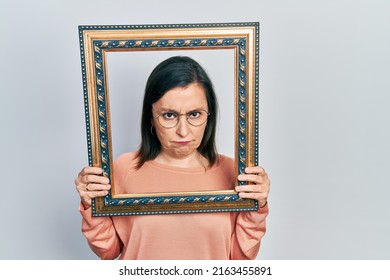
[78,22,260,216]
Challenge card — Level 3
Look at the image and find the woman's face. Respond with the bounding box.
[152,82,209,159]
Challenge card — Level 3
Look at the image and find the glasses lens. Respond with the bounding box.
[157,110,209,128]
[187,110,209,126]
[158,112,178,128]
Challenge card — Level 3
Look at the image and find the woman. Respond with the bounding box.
[75,56,270,260]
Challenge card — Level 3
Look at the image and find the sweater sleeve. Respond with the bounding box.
[78,153,136,259]
[80,204,122,260]
[230,204,269,260]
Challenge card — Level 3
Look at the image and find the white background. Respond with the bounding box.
[1,0,389,260]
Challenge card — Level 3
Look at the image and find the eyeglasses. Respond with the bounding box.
[154,109,210,128]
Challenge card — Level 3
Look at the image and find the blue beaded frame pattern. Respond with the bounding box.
[78,22,259,216]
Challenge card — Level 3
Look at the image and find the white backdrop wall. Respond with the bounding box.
[1,0,389,259]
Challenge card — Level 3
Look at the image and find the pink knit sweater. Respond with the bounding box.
[80,152,268,260]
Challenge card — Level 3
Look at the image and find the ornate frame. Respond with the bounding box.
[78,22,260,216]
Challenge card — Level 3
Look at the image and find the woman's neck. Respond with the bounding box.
[155,151,209,169]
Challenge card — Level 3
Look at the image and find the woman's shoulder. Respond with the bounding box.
[115,150,139,163]
[114,151,139,173]
[217,154,234,166]
[215,154,234,174]
[213,154,235,183]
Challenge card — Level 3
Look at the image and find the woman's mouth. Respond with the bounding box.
[174,141,192,145]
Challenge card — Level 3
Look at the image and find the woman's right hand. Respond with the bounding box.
[74,166,111,209]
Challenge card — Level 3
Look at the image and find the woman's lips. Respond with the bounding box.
[174,141,192,145]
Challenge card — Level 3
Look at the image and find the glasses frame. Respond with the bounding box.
[154,109,210,128]
[79,22,260,216]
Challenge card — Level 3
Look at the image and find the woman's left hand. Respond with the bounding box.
[236,166,270,208]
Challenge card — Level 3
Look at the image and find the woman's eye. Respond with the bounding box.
[188,112,201,118]
[162,112,177,119]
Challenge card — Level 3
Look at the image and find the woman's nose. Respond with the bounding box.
[176,115,190,136]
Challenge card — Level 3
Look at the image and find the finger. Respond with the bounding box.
[76,179,110,194]
[80,174,110,185]
[86,190,110,198]
[75,166,106,186]
[235,184,262,193]
[238,191,268,201]
[235,182,270,194]
[84,183,111,192]
[79,166,104,176]
[237,174,265,184]
[244,166,266,175]
[80,190,109,207]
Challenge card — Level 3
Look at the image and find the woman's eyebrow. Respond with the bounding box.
[158,107,206,112]
[158,107,179,113]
